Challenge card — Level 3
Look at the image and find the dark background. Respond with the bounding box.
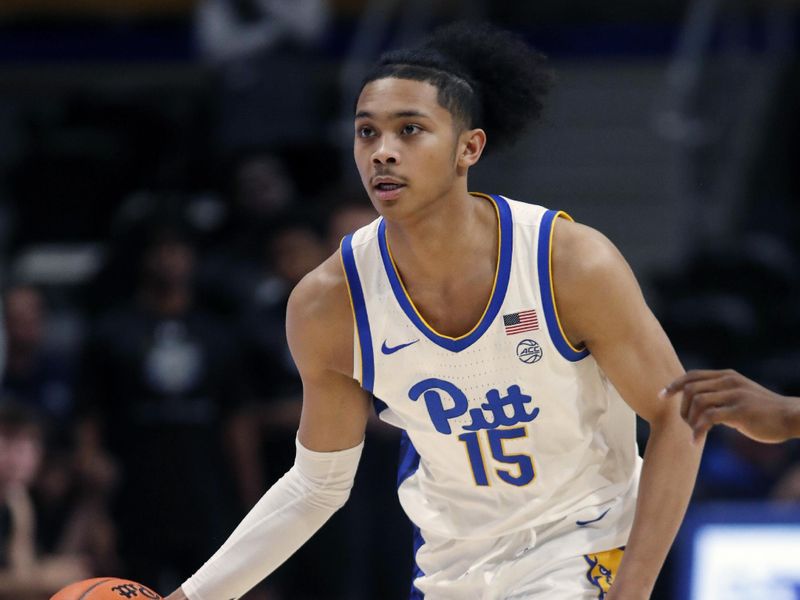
[0,1,798,598]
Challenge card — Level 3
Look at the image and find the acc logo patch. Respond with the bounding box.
[516,339,543,364]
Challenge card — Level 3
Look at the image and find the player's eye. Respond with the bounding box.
[401,124,421,135]
[357,126,375,138]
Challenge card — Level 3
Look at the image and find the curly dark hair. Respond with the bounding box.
[360,22,553,152]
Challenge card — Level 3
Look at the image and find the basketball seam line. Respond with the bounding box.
[78,578,114,600]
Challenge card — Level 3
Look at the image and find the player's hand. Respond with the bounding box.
[163,589,188,600]
[661,369,800,443]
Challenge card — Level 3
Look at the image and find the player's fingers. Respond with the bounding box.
[691,405,736,443]
[659,370,715,398]
[661,369,737,399]
[685,390,731,431]
[678,378,736,421]
[686,390,739,432]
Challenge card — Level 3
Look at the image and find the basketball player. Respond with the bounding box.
[166,23,703,600]
[662,369,800,443]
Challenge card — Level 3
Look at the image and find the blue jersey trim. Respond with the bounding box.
[378,193,513,353]
[398,431,425,599]
[341,234,375,392]
[397,430,421,488]
[537,210,590,362]
[409,525,425,600]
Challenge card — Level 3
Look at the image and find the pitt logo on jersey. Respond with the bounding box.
[409,379,540,487]
[408,379,540,435]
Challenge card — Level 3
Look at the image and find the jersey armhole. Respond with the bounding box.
[536,210,591,362]
[339,235,375,392]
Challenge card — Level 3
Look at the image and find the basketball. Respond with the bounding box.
[51,578,162,600]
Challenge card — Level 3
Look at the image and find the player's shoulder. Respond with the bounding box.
[286,250,354,376]
[551,217,628,287]
[289,251,350,314]
[549,217,640,346]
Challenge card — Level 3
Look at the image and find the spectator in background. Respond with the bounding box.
[196,0,329,66]
[0,300,5,386]
[325,200,378,253]
[76,225,250,593]
[234,150,295,220]
[1,285,118,577]
[236,213,327,511]
[198,149,298,316]
[195,0,332,149]
[0,403,89,600]
[241,212,327,413]
[1,286,74,423]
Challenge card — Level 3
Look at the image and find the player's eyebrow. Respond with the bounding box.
[355,110,432,120]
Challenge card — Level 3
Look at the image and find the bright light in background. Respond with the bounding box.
[691,525,800,600]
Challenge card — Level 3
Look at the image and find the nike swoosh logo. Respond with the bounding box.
[576,508,611,527]
[381,339,420,355]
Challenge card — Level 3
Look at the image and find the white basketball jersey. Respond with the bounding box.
[340,194,641,551]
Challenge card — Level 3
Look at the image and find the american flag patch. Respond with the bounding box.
[503,309,539,335]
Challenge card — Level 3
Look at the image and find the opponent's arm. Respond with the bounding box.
[166,255,371,600]
[663,369,800,443]
[553,219,702,600]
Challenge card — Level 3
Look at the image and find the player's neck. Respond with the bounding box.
[384,188,497,283]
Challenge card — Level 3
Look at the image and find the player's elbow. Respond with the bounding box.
[292,437,363,512]
[294,466,355,512]
[303,481,354,512]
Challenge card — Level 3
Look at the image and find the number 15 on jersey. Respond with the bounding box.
[458,426,535,487]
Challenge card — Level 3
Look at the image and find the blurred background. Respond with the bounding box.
[0,0,798,598]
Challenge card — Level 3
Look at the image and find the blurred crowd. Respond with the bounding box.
[0,1,402,596]
[0,1,797,599]
[4,149,442,600]
[0,141,412,599]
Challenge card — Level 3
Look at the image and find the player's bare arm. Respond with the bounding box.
[662,369,800,443]
[165,252,370,600]
[289,252,373,452]
[553,218,702,600]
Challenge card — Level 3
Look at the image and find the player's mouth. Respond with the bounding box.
[373,177,407,201]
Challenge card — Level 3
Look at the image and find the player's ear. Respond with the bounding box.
[455,128,487,174]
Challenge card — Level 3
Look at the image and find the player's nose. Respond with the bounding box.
[371,138,399,165]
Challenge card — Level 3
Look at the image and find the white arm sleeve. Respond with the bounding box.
[181,436,363,600]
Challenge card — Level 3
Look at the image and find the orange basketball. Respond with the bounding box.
[51,577,162,600]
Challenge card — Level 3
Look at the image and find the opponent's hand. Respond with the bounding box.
[661,369,800,443]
